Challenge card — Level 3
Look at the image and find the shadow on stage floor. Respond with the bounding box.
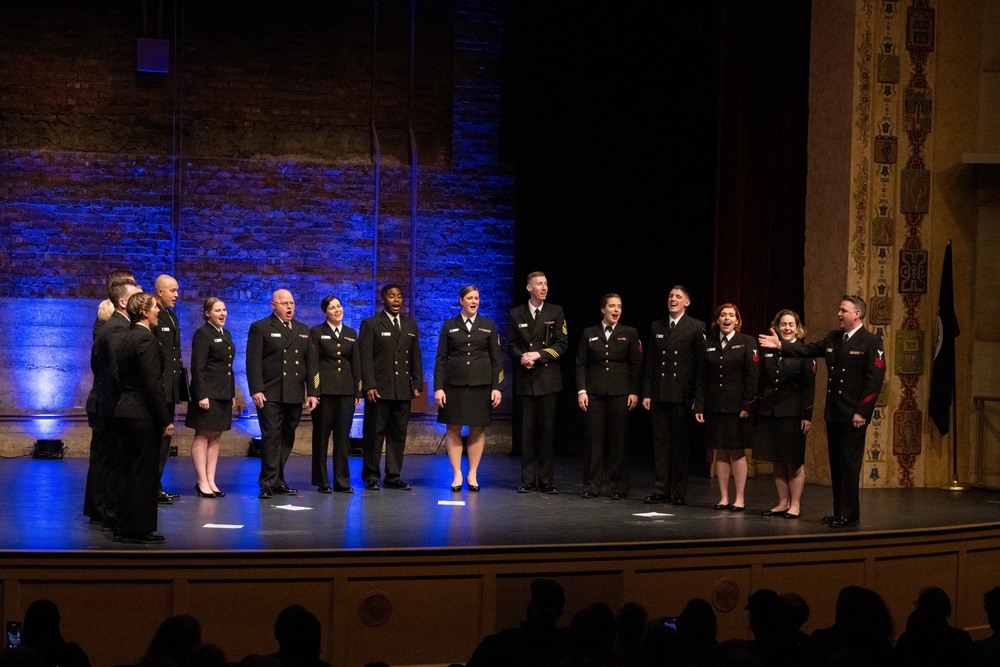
[2,452,999,552]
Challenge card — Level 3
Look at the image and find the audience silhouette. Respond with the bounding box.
[971,585,1000,667]
[19,600,90,667]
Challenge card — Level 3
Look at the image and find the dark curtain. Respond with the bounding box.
[713,0,811,336]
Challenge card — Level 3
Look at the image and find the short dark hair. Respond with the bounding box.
[600,293,621,309]
[109,279,138,305]
[106,269,133,288]
[671,285,691,300]
[381,284,401,298]
[711,303,743,332]
[321,295,341,312]
[842,294,867,319]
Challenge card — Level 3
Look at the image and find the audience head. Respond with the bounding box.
[984,586,1000,632]
[144,615,201,667]
[183,643,227,667]
[527,578,565,622]
[569,602,616,654]
[21,599,64,646]
[915,585,952,620]
[780,592,810,632]
[677,597,717,649]
[613,601,648,654]
[745,589,785,638]
[273,604,322,657]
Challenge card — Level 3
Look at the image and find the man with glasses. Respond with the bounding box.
[247,289,320,499]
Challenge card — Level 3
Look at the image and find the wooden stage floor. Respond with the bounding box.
[3,452,999,552]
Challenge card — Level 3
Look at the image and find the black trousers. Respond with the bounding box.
[116,417,161,534]
[826,421,867,522]
[649,402,691,498]
[101,416,127,527]
[362,398,410,483]
[582,394,630,495]
[312,394,356,490]
[518,393,558,487]
[84,412,109,521]
[156,402,176,491]
[257,401,303,490]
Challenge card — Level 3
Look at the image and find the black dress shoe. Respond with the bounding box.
[540,485,559,495]
[644,493,667,504]
[671,496,687,506]
[580,491,598,499]
[157,491,174,504]
[317,485,333,494]
[275,485,298,495]
[714,503,733,510]
[364,479,380,491]
[517,483,535,493]
[122,531,165,544]
[385,479,412,490]
[196,484,217,498]
[213,489,226,498]
[729,505,745,513]
[762,509,788,516]
[334,487,355,494]
[164,491,180,500]
[468,483,480,492]
[829,516,858,528]
[610,493,626,500]
[258,487,273,499]
[451,484,462,493]
[822,515,837,525]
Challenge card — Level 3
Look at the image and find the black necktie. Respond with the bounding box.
[605,325,613,338]
[466,318,473,331]
[670,320,675,330]
[393,317,400,332]
[533,308,540,320]
[334,327,340,339]
[284,321,291,331]
[721,337,727,350]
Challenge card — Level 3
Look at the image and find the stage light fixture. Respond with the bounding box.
[247,437,262,458]
[32,439,66,459]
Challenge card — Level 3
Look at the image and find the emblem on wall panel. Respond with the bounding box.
[898,248,928,294]
[870,295,892,326]
[900,169,930,213]
[871,216,895,246]
[875,136,897,163]
[893,408,923,456]
[906,2,935,52]
[878,53,900,83]
[876,383,889,408]
[903,88,933,133]
[894,329,924,375]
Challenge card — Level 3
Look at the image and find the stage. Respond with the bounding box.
[2,453,999,551]
[2,453,999,666]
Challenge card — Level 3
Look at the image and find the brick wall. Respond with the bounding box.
[0,0,514,452]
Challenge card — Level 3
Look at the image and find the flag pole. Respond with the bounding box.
[941,240,968,491]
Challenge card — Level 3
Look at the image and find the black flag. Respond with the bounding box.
[929,242,959,435]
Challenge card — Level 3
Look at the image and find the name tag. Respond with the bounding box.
[518,323,528,328]
[271,333,282,338]
[826,348,834,353]
[615,337,627,341]
[381,331,392,337]
[589,336,599,342]
[849,350,864,355]
[656,333,664,339]
[161,327,170,332]
[214,338,223,343]
[764,352,774,358]
[707,347,717,352]
[320,335,332,340]
[449,328,460,333]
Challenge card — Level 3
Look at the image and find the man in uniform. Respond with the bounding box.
[246,289,320,499]
[508,271,567,494]
[152,274,188,503]
[642,285,706,505]
[359,284,423,490]
[758,294,886,528]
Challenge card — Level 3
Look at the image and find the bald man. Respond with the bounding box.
[152,274,189,502]
[247,289,320,499]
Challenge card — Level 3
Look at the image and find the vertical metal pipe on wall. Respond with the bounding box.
[370,0,382,312]
[169,0,184,276]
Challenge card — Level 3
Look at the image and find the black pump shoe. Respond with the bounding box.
[196,484,217,498]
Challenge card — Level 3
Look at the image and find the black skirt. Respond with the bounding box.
[184,398,233,432]
[753,415,806,467]
[437,384,492,427]
[704,413,745,451]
